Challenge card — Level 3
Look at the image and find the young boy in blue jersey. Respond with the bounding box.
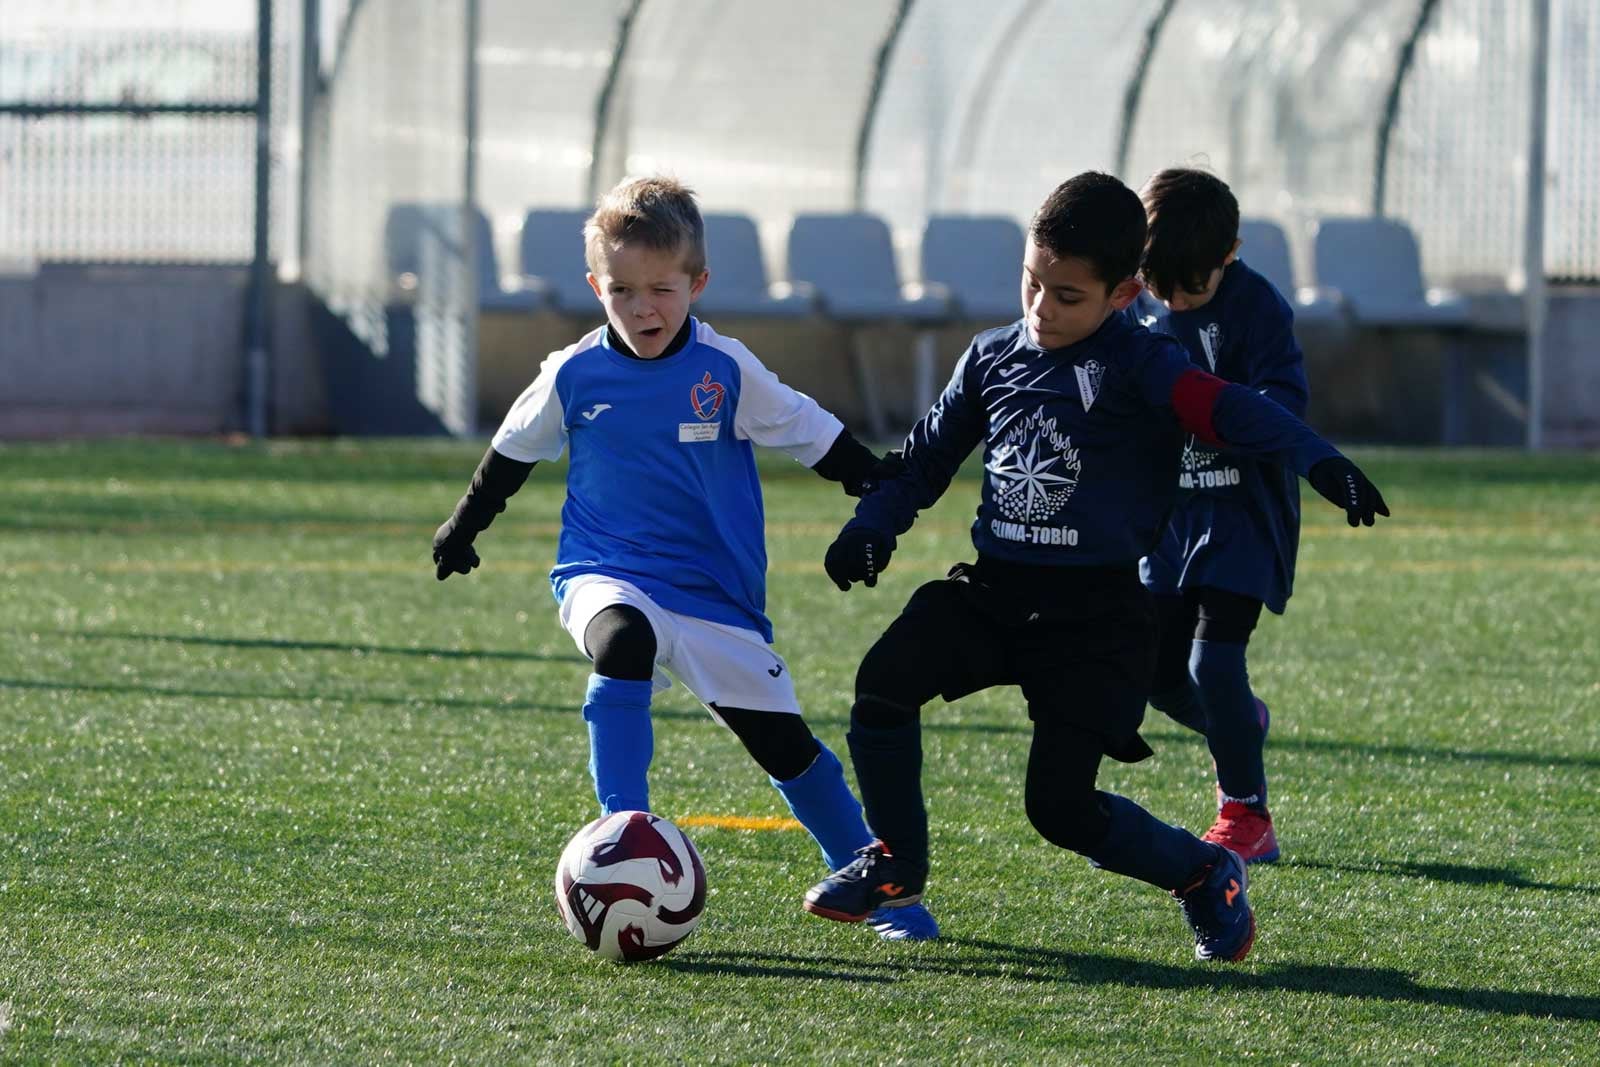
[1131,167,1308,865]
[430,175,937,940]
[802,172,1387,962]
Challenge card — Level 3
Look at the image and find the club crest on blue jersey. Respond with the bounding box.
[690,372,726,421]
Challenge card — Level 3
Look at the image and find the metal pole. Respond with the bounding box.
[298,0,320,279]
[246,0,274,437]
[1524,0,1550,450]
[460,0,480,437]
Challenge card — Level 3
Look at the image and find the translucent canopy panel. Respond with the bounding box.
[1546,0,1600,282]
[476,0,633,261]
[1126,0,1423,283]
[866,0,1171,249]
[589,0,905,271]
[1383,0,1537,287]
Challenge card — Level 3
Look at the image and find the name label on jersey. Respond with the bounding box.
[1178,467,1242,489]
[990,519,1079,546]
[679,422,721,443]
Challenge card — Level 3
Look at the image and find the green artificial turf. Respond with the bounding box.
[1,440,1596,1063]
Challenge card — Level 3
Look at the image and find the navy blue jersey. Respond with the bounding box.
[1129,259,1308,612]
[851,312,1337,570]
[492,318,843,641]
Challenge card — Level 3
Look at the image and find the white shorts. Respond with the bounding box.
[557,574,802,718]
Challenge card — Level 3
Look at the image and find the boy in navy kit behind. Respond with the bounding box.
[431,175,937,940]
[1132,167,1310,864]
[802,172,1387,962]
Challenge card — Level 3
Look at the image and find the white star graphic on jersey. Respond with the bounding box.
[992,437,1074,520]
[581,403,612,420]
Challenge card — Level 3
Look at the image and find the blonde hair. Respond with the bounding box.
[584,175,707,277]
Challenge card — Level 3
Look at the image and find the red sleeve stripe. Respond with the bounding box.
[1171,368,1227,446]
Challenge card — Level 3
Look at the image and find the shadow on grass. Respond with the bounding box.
[1146,725,1600,771]
[675,942,1600,1021]
[63,629,586,665]
[1283,857,1600,895]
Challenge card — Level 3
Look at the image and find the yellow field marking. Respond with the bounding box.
[676,814,803,832]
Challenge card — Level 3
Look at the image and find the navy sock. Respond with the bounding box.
[845,717,927,868]
[1149,684,1208,734]
[771,741,874,871]
[1086,793,1218,890]
[582,673,654,815]
[1189,640,1268,810]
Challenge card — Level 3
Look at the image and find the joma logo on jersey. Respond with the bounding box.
[690,372,726,421]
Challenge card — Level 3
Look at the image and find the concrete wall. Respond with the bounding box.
[2,264,1594,447]
[0,265,327,438]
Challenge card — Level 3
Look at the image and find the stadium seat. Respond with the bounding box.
[518,208,599,311]
[1236,217,1343,324]
[1312,216,1469,327]
[696,213,814,318]
[785,213,950,324]
[919,215,1024,324]
[382,202,536,312]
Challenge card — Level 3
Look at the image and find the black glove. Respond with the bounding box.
[813,431,906,497]
[433,521,481,580]
[1308,456,1390,527]
[430,447,536,581]
[824,526,894,591]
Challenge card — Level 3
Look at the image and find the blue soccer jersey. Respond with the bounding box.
[490,318,842,641]
[851,312,1335,569]
[1129,260,1309,612]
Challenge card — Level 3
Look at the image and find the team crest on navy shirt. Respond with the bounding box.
[1199,323,1222,370]
[1073,360,1104,412]
[690,371,726,421]
[988,407,1082,522]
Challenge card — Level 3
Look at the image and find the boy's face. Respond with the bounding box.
[1147,238,1242,312]
[1021,237,1142,350]
[586,241,708,359]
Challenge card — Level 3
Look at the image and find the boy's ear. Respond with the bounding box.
[1108,276,1144,311]
[586,272,603,301]
[688,269,710,302]
[1224,237,1242,265]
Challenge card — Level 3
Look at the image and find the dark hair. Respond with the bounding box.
[585,174,707,277]
[1029,171,1147,292]
[1139,167,1240,300]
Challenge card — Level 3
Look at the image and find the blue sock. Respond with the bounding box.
[770,741,874,871]
[1148,684,1208,734]
[1086,793,1218,890]
[1189,640,1268,810]
[582,673,654,815]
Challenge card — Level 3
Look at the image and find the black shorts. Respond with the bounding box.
[1151,586,1265,693]
[860,559,1156,760]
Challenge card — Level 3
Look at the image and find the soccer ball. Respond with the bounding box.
[554,810,706,962]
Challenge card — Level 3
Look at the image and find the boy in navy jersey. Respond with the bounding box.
[802,172,1386,962]
[431,176,937,940]
[1131,168,1307,865]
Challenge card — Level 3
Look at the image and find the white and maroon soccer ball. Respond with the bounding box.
[554,810,706,962]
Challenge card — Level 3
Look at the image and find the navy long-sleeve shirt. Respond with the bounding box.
[851,311,1337,569]
[1129,259,1309,611]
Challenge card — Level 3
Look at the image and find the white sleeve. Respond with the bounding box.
[721,337,843,466]
[490,346,573,462]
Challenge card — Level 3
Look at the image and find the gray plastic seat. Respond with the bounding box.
[919,215,1024,324]
[1313,217,1468,327]
[518,208,599,311]
[1237,217,1343,325]
[383,202,534,310]
[696,213,814,318]
[786,213,949,324]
